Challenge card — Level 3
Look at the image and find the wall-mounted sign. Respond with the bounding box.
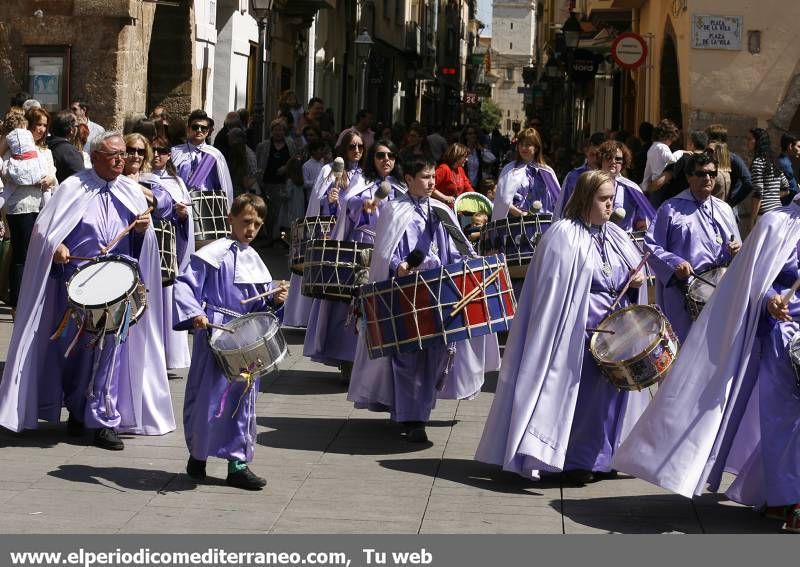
[692,15,743,50]
[611,32,648,69]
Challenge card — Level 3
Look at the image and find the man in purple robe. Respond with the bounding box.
[347,157,501,443]
[173,194,287,490]
[171,109,234,213]
[0,132,175,448]
[613,194,800,533]
[646,153,742,341]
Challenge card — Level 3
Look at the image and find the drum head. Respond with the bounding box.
[593,306,663,363]
[67,260,137,307]
[687,267,726,303]
[454,192,493,216]
[210,312,280,351]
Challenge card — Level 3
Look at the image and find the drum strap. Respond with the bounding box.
[432,207,474,257]
[203,302,244,319]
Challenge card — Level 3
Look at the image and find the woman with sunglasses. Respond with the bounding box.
[140,136,194,370]
[595,140,656,233]
[491,128,561,220]
[300,131,367,382]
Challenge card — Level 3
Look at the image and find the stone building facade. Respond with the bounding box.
[491,0,536,135]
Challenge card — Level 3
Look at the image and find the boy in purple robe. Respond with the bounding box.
[347,157,501,443]
[645,153,742,341]
[173,194,288,490]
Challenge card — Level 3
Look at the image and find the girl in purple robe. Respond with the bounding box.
[476,170,650,483]
[302,132,366,381]
[173,194,288,490]
[492,127,561,220]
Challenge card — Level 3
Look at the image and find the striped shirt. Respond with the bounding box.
[751,156,789,215]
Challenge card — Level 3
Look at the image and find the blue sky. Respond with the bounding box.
[478,0,492,37]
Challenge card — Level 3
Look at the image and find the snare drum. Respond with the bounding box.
[208,312,288,382]
[479,214,553,278]
[787,332,800,398]
[301,239,373,302]
[190,190,228,245]
[589,304,679,391]
[153,219,177,286]
[685,267,727,320]
[358,254,516,359]
[289,215,336,275]
[66,256,148,334]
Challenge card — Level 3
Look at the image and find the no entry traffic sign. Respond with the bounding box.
[611,32,648,69]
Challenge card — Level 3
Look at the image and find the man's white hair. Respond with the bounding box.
[89,131,124,154]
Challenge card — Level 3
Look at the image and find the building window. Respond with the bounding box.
[509,42,513,50]
[506,68,514,81]
[510,22,513,30]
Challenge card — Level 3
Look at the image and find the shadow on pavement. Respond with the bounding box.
[556,491,780,534]
[256,416,451,455]
[0,424,68,449]
[47,464,191,493]
[261,370,348,395]
[378,457,550,495]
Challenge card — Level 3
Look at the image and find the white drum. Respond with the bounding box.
[209,312,288,382]
[66,256,147,334]
[685,266,727,320]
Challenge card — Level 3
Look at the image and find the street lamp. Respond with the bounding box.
[250,0,273,143]
[353,29,374,110]
[562,11,581,50]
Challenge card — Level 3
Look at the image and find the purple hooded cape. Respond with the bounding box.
[0,169,175,435]
[492,161,561,220]
[612,200,800,502]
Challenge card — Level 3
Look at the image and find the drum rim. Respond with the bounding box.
[209,311,282,352]
[65,256,142,310]
[589,304,671,366]
[686,266,727,300]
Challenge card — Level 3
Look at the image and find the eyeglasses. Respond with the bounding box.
[348,143,365,150]
[606,156,625,164]
[96,150,128,159]
[375,151,395,160]
[693,170,718,178]
[190,124,210,132]
[152,147,171,155]
[126,147,146,157]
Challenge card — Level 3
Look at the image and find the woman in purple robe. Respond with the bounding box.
[596,140,656,233]
[476,170,650,483]
[302,132,366,381]
[645,152,741,341]
[173,194,287,490]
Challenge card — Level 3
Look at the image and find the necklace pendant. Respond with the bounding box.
[431,242,439,257]
[715,235,723,245]
[602,262,612,276]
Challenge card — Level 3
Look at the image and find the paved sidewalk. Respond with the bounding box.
[0,246,784,534]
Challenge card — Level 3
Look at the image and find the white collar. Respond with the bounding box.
[194,238,272,284]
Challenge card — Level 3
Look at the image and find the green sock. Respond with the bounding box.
[227,459,248,474]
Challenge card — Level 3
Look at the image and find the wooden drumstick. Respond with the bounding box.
[607,252,651,314]
[66,255,97,262]
[781,277,800,306]
[690,272,718,288]
[239,283,290,304]
[587,328,616,334]
[450,267,504,317]
[101,206,154,254]
[207,322,235,334]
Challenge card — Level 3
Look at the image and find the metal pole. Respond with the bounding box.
[360,58,367,110]
[252,18,266,146]
[262,9,273,142]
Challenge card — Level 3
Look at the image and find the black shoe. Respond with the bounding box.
[226,467,267,490]
[66,413,84,438]
[186,457,207,480]
[338,362,352,385]
[593,469,618,481]
[93,428,124,451]
[402,421,429,443]
[564,469,594,484]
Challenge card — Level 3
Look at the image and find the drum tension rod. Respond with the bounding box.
[587,328,616,334]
